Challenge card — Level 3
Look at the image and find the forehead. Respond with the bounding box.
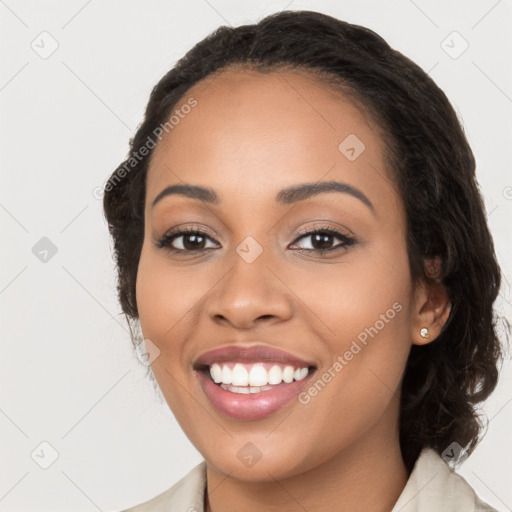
[146,68,396,212]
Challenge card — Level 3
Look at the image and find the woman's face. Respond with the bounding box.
[136,69,428,480]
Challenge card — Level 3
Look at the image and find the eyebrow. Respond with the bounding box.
[151,180,375,213]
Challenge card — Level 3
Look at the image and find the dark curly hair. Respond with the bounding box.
[103,9,506,471]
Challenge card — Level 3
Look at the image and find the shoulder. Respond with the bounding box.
[121,460,207,512]
[391,448,500,512]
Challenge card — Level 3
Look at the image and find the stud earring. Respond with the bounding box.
[420,327,429,339]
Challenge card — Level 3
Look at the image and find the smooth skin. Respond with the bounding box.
[135,68,451,512]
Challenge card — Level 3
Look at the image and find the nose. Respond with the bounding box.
[206,248,294,330]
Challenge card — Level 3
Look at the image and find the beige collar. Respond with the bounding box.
[123,448,498,511]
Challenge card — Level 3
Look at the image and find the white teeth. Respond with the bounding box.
[220,383,279,394]
[294,367,309,381]
[231,363,249,386]
[248,364,267,386]
[268,365,283,384]
[282,365,294,383]
[210,363,222,383]
[208,362,311,388]
[221,365,232,385]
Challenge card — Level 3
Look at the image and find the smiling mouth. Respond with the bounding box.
[196,361,317,394]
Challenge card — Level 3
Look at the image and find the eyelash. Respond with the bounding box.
[155,224,356,256]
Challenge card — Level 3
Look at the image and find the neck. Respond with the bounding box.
[204,417,409,512]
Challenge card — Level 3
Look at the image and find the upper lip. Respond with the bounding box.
[193,344,317,369]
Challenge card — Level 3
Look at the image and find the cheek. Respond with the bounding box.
[291,239,414,409]
[135,241,225,387]
[291,241,412,345]
[136,243,201,341]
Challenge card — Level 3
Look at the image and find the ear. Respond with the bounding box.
[411,256,452,346]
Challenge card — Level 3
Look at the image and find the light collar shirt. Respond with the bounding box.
[122,448,499,511]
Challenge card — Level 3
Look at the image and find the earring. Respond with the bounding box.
[420,327,429,339]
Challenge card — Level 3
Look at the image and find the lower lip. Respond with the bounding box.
[196,370,313,420]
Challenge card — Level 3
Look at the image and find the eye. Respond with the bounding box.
[154,224,356,256]
[289,225,355,255]
[155,226,219,254]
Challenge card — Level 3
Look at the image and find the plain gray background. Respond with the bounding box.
[1,1,511,511]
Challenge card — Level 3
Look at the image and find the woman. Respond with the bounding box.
[104,10,505,512]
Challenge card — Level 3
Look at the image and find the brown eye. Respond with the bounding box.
[156,227,219,254]
[290,227,355,255]
[155,225,356,256]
